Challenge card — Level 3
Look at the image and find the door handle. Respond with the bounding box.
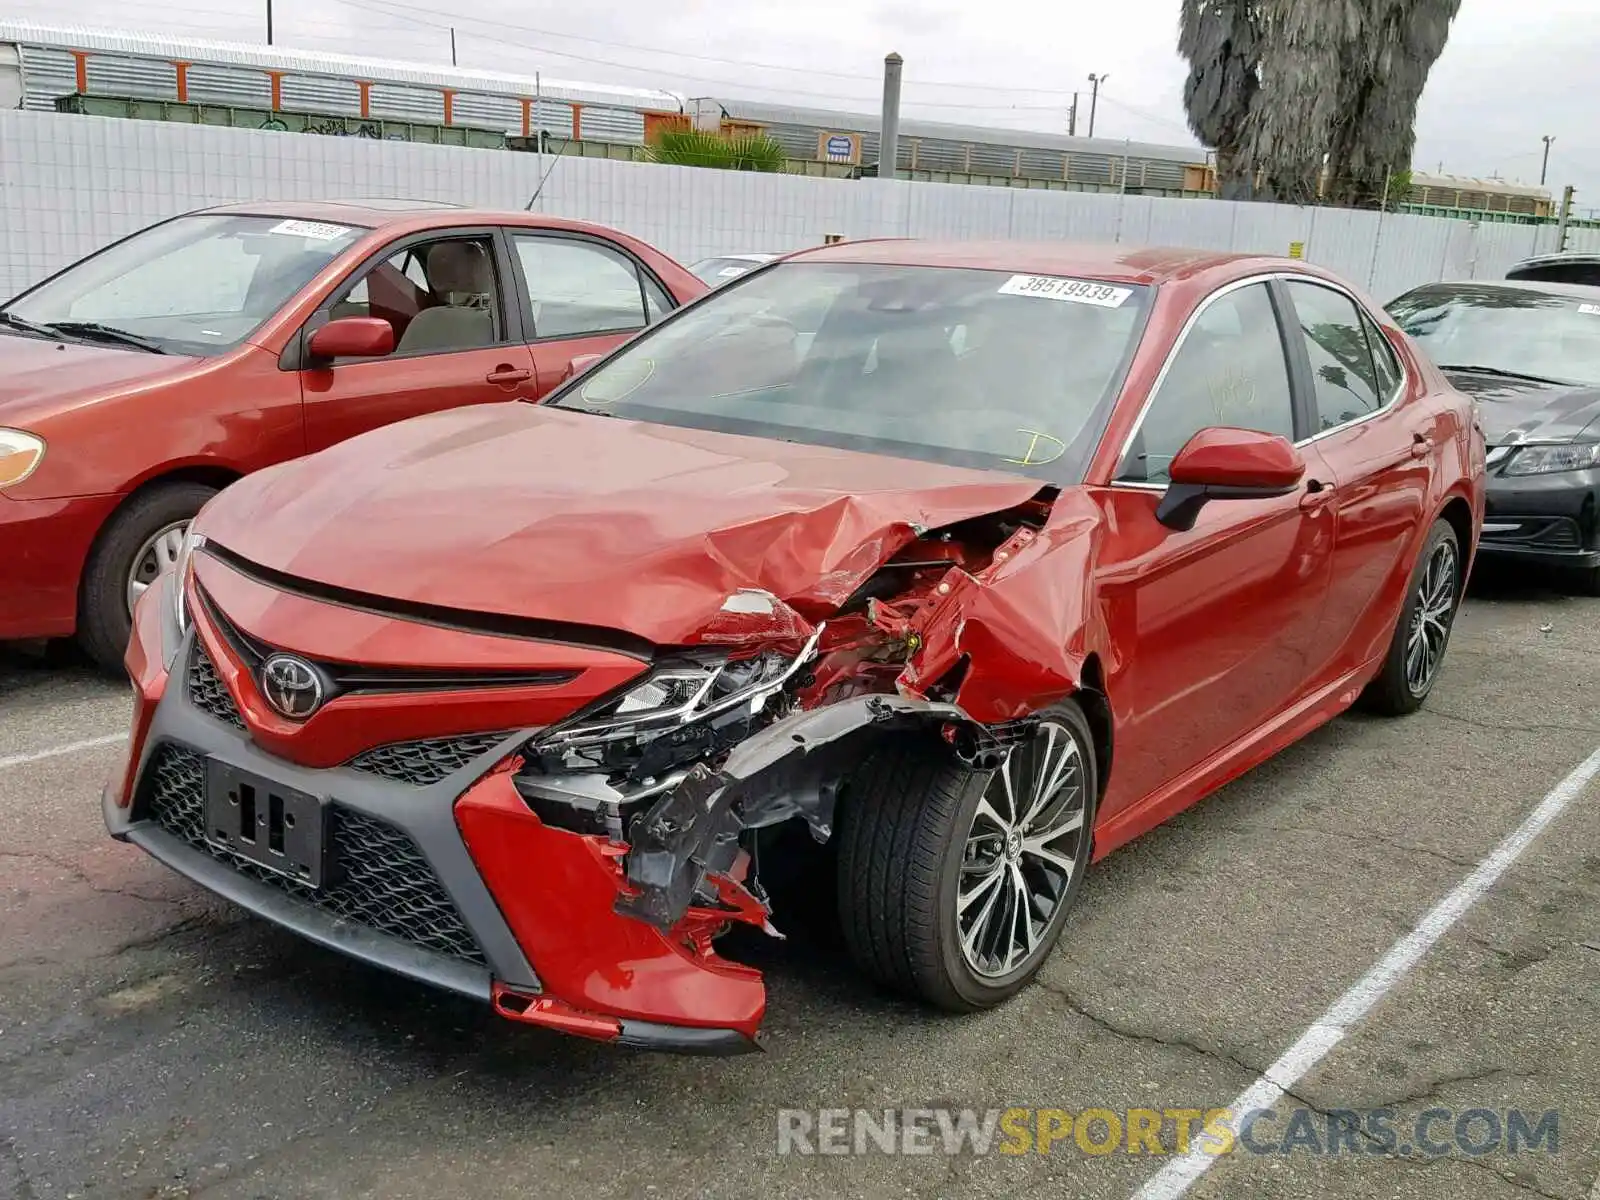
[1410,432,1432,458]
[486,366,533,386]
[1299,478,1336,511]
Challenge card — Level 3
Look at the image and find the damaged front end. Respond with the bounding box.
[488,490,1088,1045]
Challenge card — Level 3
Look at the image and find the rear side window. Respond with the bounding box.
[1363,314,1403,400]
[512,235,658,339]
[1286,281,1383,434]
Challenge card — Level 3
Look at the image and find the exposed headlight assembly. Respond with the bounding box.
[1502,440,1600,475]
[0,428,46,488]
[539,625,823,751]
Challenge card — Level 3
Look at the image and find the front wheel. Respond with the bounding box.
[77,482,217,675]
[1362,518,1462,716]
[835,703,1098,1012]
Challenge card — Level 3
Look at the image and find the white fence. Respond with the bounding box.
[3,108,1598,303]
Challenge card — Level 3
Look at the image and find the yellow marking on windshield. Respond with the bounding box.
[1003,430,1068,466]
[581,358,654,405]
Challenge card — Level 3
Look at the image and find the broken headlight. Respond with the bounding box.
[536,626,823,752]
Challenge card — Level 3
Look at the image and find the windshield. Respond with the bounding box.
[1388,285,1600,386]
[549,261,1151,482]
[1,213,365,356]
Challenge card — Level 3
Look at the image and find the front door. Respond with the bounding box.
[299,229,538,453]
[504,230,677,396]
[1096,279,1337,819]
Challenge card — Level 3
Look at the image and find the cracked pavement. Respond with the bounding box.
[1,563,1597,1200]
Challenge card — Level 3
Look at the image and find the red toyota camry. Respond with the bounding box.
[105,241,1485,1052]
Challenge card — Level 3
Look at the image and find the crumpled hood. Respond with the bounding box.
[0,333,196,427]
[197,403,1047,647]
[1446,370,1600,445]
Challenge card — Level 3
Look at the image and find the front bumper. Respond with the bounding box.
[0,491,121,640]
[1480,466,1600,567]
[106,574,764,1053]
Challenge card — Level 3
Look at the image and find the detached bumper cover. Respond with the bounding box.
[1480,467,1600,566]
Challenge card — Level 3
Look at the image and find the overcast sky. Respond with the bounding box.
[12,0,1599,212]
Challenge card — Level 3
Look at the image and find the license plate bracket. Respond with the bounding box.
[203,759,327,888]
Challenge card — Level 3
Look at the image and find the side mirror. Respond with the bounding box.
[308,316,395,361]
[1155,427,1306,532]
[561,353,604,382]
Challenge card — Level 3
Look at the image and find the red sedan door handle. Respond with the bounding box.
[486,365,533,386]
[1299,478,1336,511]
[1410,432,1432,458]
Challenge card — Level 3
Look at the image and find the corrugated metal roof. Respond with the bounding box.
[0,20,686,111]
[1410,171,1550,200]
[701,96,1205,164]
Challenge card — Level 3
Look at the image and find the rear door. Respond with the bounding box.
[1096,279,1338,818]
[297,227,538,453]
[503,229,677,396]
[1277,278,1436,678]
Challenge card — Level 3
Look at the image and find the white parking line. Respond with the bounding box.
[1132,743,1600,1200]
[0,732,128,771]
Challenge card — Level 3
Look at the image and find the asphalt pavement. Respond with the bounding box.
[2,562,1597,1200]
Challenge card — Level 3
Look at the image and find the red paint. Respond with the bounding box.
[71,51,87,92]
[457,774,767,1037]
[519,97,532,137]
[114,243,1483,1046]
[0,200,705,642]
[442,89,454,126]
[267,72,283,111]
[109,578,172,809]
[571,104,583,140]
[1168,427,1306,490]
[307,316,394,359]
[174,63,189,103]
[357,81,371,119]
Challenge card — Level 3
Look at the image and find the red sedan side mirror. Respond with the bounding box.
[561,353,605,383]
[1156,427,1307,531]
[308,317,395,361]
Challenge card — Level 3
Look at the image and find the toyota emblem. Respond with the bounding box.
[260,654,325,720]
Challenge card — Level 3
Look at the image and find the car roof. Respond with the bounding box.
[1400,278,1600,301]
[189,197,626,237]
[782,239,1320,285]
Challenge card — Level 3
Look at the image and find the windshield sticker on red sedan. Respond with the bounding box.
[1579,303,1600,316]
[269,219,353,242]
[997,275,1133,307]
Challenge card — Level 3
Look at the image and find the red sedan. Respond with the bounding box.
[0,200,705,671]
[106,242,1484,1052]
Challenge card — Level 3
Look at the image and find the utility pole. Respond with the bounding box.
[1540,135,1555,186]
[266,0,273,44]
[1068,92,1078,137]
[879,52,903,181]
[1556,185,1575,251]
[1087,72,1107,138]
[450,27,458,66]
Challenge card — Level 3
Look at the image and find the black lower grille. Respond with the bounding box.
[141,744,487,966]
[347,733,513,786]
[187,643,244,730]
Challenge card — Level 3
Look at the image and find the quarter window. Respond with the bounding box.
[512,236,657,339]
[1363,313,1403,400]
[328,235,504,356]
[1287,281,1384,433]
[1116,282,1295,484]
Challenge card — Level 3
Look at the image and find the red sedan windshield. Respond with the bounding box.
[552,262,1152,482]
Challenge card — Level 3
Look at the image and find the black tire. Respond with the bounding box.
[1361,518,1462,717]
[835,702,1098,1012]
[77,482,217,675]
[1576,565,1600,597]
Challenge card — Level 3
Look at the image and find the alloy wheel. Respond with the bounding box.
[1404,538,1458,697]
[126,521,189,617]
[956,720,1091,979]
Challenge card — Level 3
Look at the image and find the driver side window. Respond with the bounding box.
[326,235,505,357]
[1117,283,1296,484]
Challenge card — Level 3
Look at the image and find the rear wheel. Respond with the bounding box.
[77,482,216,675]
[1362,519,1462,716]
[835,703,1097,1012]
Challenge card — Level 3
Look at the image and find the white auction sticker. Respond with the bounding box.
[717,265,749,278]
[269,218,353,242]
[997,274,1132,307]
[1579,302,1600,316]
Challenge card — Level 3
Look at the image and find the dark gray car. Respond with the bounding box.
[1388,279,1600,593]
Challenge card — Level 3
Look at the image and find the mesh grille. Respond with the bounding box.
[346,733,512,786]
[187,643,245,730]
[141,744,487,966]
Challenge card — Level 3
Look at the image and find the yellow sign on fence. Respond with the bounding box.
[1288,241,1306,259]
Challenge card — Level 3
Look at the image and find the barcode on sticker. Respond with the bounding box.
[1579,303,1600,316]
[269,219,353,242]
[997,274,1132,307]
